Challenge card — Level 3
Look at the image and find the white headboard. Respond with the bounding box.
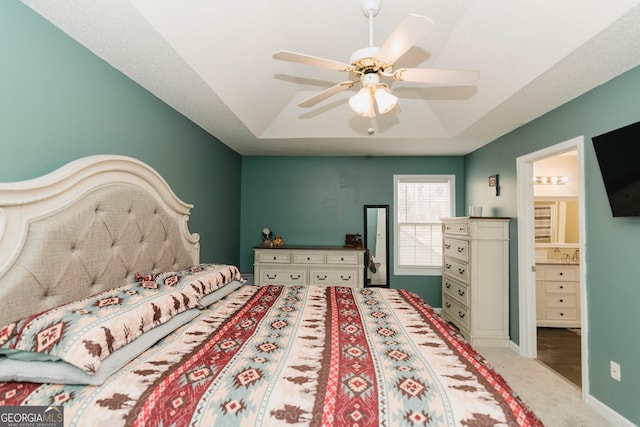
[0,155,200,325]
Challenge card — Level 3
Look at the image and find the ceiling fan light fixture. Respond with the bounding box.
[374,84,398,114]
[349,87,376,117]
[274,2,479,122]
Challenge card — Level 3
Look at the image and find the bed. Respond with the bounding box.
[0,155,542,426]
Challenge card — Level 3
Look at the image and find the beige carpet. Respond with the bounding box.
[477,346,616,427]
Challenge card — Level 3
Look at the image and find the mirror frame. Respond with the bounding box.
[363,204,390,287]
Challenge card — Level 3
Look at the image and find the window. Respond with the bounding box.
[393,175,455,275]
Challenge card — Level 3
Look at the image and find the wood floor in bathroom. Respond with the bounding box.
[536,327,582,388]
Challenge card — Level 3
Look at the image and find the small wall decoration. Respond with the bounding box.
[488,174,500,196]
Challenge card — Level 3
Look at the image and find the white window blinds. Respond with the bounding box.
[394,175,455,275]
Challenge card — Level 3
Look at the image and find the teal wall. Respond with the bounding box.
[465,66,640,424]
[0,1,242,265]
[240,156,465,304]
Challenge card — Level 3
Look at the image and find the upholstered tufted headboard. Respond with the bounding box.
[0,155,200,325]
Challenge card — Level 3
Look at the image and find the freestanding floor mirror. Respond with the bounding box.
[364,205,390,287]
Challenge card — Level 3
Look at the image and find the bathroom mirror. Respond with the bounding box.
[364,205,390,287]
[534,199,579,244]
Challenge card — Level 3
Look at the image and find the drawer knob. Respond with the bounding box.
[559,299,564,303]
[559,272,563,276]
[445,244,451,249]
[458,290,465,297]
[266,274,277,279]
[290,274,301,280]
[560,312,564,316]
[445,302,451,308]
[445,264,452,269]
[316,275,327,281]
[457,247,464,253]
[273,256,277,260]
[559,285,564,289]
[445,283,451,289]
[307,257,311,260]
[458,268,465,275]
[340,275,351,281]
[341,257,345,261]
[458,311,465,319]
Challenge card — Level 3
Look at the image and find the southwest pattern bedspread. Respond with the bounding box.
[0,285,542,426]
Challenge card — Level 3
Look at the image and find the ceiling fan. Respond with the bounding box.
[273,0,480,118]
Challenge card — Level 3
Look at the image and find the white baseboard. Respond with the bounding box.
[508,340,634,426]
[586,395,636,427]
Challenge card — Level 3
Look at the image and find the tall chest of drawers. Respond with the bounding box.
[253,246,365,288]
[441,217,510,346]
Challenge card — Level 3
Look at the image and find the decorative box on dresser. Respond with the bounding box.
[441,217,510,347]
[535,263,581,327]
[253,246,365,288]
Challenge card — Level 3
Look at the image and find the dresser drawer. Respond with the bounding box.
[544,294,577,308]
[443,238,469,262]
[545,307,578,321]
[544,266,577,281]
[443,277,469,307]
[443,257,469,284]
[260,268,306,285]
[310,269,358,287]
[326,252,359,265]
[442,294,470,330]
[293,252,325,264]
[257,251,291,264]
[254,247,364,288]
[443,221,469,236]
[545,281,577,294]
[537,267,581,327]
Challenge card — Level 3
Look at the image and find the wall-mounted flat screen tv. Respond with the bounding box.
[592,120,640,217]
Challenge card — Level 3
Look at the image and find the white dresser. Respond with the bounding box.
[441,217,510,346]
[535,263,581,327]
[253,246,365,288]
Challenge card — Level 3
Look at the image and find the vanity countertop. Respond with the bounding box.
[535,259,579,265]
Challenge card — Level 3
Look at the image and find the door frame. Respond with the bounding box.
[516,136,589,398]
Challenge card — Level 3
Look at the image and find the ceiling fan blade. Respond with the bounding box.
[297,81,356,108]
[375,14,433,64]
[273,50,352,72]
[393,68,480,85]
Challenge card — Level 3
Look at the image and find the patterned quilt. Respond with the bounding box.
[0,285,542,426]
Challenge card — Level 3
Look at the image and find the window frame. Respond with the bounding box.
[393,174,456,276]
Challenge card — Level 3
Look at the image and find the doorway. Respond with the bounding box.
[533,151,582,388]
[516,136,589,398]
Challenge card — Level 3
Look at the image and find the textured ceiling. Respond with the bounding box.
[22,0,640,156]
